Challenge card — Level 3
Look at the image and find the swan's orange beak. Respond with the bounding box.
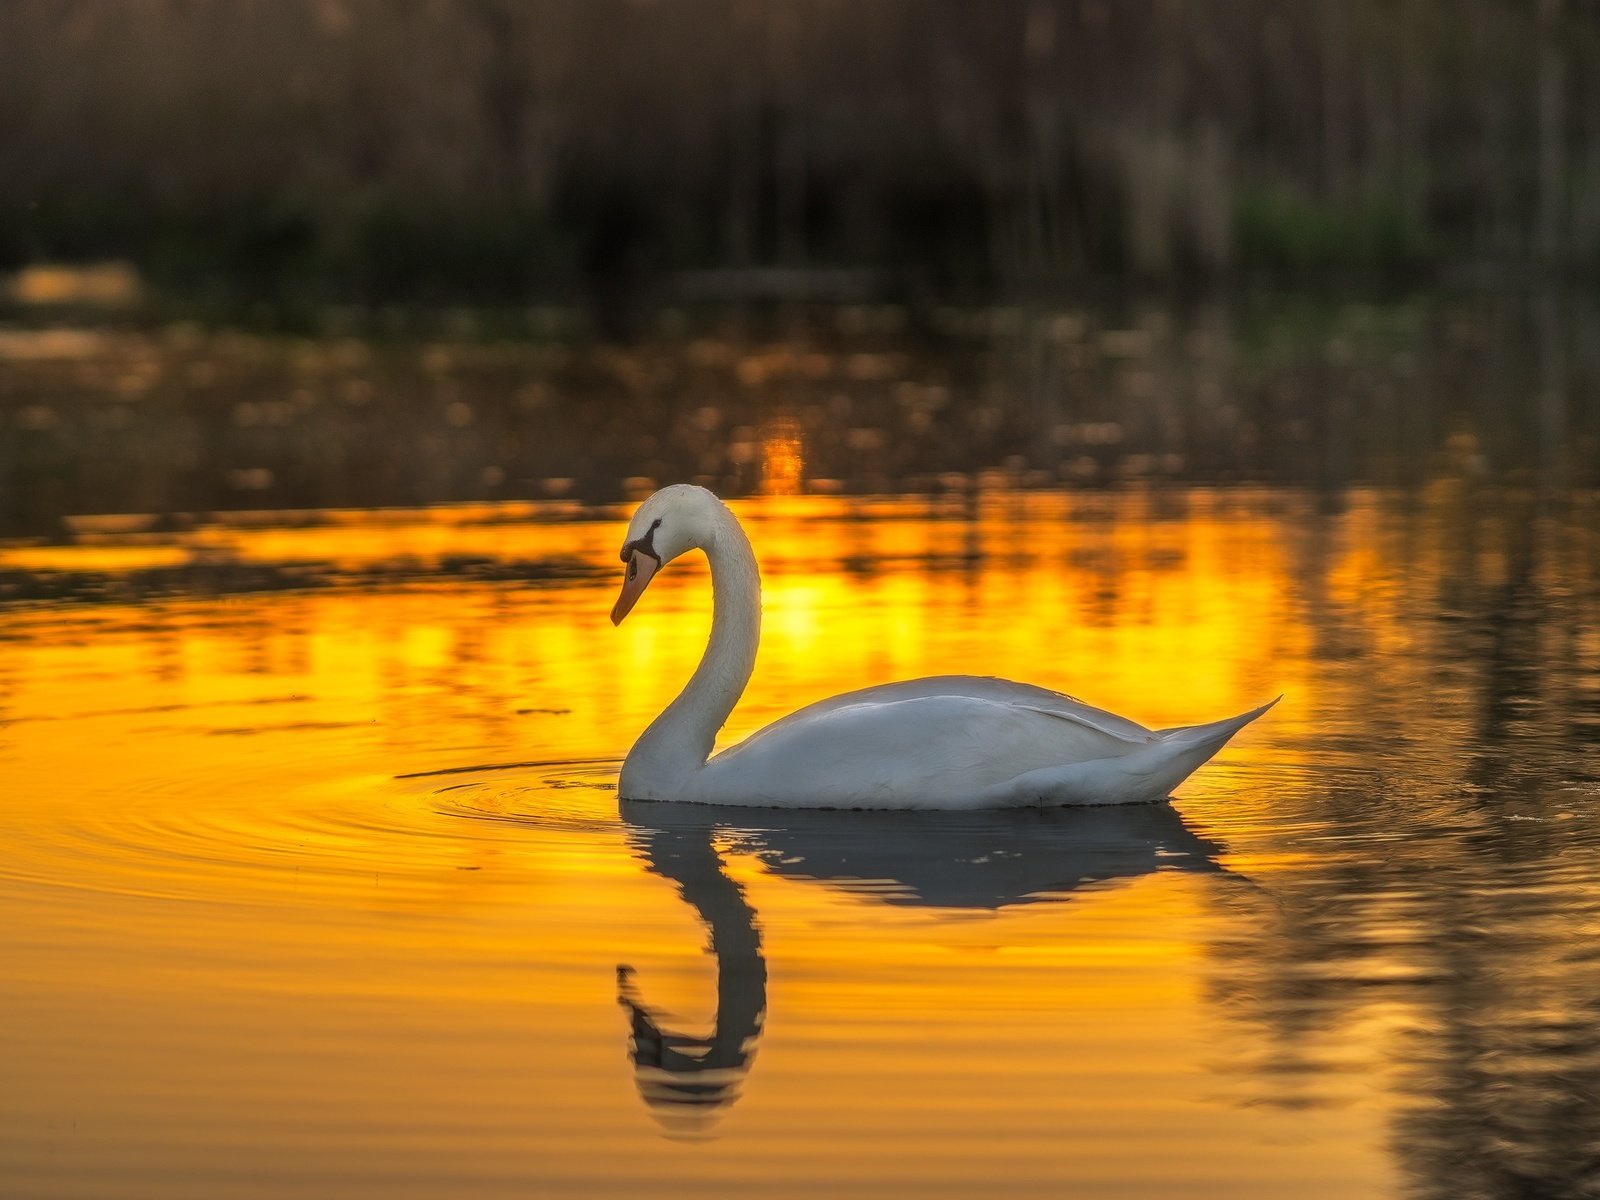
[610,550,658,625]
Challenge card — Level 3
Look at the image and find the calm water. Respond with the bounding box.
[3,487,1599,1198]
[4,290,1599,540]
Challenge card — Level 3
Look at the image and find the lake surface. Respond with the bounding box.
[4,485,1599,1198]
[4,289,1598,539]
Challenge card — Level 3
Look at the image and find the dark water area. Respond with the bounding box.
[3,289,1598,540]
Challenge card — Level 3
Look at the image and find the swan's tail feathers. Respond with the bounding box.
[983,696,1278,807]
[1159,696,1279,750]
[1130,695,1278,801]
[1154,696,1280,741]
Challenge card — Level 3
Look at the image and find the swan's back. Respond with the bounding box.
[688,678,1195,809]
[682,688,1273,810]
[755,675,1157,744]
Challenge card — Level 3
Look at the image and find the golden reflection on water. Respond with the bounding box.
[2,488,1598,1198]
[758,418,805,496]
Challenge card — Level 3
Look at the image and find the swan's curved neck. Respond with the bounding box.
[623,506,760,793]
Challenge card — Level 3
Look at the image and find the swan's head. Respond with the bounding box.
[610,484,723,625]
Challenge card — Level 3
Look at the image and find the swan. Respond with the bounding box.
[610,484,1274,809]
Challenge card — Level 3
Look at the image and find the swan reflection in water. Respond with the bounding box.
[615,809,767,1139]
[616,798,1237,1137]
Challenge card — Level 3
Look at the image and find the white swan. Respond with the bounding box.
[610,484,1274,809]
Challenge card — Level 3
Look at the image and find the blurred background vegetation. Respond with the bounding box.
[2,0,1598,535]
[3,0,1598,304]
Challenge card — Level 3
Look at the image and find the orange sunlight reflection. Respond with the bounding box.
[6,486,1590,1198]
[759,417,805,495]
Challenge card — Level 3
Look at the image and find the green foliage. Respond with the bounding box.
[1233,189,1434,276]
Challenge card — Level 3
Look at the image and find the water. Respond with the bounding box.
[4,484,1599,1198]
[4,290,1599,540]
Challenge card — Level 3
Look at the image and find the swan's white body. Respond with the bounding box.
[611,485,1274,810]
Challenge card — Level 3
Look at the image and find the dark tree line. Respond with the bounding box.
[3,0,1599,299]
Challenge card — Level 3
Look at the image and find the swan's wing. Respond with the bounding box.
[758,675,1156,746]
[697,693,1150,808]
[1009,701,1155,745]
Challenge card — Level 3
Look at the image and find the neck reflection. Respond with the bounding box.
[616,814,766,1141]
[617,799,1233,1136]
